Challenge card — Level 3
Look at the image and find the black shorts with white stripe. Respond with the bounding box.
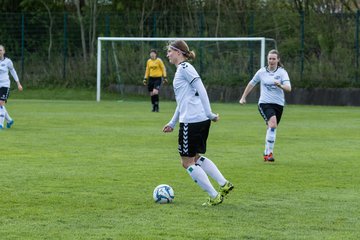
[258,103,284,125]
[178,120,211,157]
[0,87,10,102]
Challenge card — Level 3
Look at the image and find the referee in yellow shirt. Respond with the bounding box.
[143,49,167,112]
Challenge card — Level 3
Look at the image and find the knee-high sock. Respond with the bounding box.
[151,95,155,105]
[3,106,12,122]
[154,94,159,103]
[0,106,5,127]
[196,156,227,186]
[265,127,277,155]
[187,165,218,198]
[153,94,159,108]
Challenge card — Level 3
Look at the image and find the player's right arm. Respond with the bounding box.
[8,60,23,91]
[143,59,150,85]
[158,58,167,83]
[163,105,180,133]
[240,70,260,104]
[239,82,255,104]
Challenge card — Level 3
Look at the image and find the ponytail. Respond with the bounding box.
[186,50,196,60]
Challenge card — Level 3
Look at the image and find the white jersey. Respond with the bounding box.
[250,66,290,106]
[0,57,19,88]
[167,62,216,127]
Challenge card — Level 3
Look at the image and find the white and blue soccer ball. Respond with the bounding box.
[153,184,174,204]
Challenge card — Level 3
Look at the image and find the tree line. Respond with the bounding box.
[0,0,359,88]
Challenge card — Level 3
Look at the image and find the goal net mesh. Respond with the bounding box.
[97,38,274,100]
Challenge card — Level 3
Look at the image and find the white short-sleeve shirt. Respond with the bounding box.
[173,62,208,123]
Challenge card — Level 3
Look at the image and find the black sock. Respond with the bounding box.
[154,95,159,111]
[151,95,155,105]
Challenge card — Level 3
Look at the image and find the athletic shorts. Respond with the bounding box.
[148,77,162,92]
[258,103,284,125]
[178,120,211,157]
[0,87,10,102]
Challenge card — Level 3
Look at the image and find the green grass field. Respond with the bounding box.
[1,98,359,239]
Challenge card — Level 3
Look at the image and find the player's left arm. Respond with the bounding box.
[8,61,23,91]
[275,71,291,92]
[191,78,219,122]
[159,59,168,83]
[163,105,180,132]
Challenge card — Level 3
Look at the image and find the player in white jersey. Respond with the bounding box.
[162,40,234,206]
[239,49,291,162]
[0,45,23,129]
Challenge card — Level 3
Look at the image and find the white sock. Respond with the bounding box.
[3,106,12,122]
[0,106,5,127]
[196,156,227,186]
[265,127,277,154]
[187,165,218,198]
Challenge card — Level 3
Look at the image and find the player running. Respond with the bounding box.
[0,45,23,130]
[239,49,291,162]
[163,40,234,206]
[143,49,167,112]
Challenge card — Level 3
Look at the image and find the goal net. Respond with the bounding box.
[96,37,276,102]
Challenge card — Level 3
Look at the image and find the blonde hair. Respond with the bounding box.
[268,49,284,68]
[167,40,196,60]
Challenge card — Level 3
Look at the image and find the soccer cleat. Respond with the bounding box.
[202,193,224,206]
[219,181,234,197]
[264,153,275,162]
[6,120,14,128]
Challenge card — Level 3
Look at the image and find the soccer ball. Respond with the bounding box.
[153,184,174,204]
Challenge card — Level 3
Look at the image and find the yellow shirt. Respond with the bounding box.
[144,58,167,79]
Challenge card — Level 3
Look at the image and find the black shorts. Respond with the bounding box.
[258,103,284,125]
[178,120,211,157]
[148,77,162,92]
[0,87,10,102]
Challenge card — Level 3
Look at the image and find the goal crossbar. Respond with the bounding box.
[96,37,273,102]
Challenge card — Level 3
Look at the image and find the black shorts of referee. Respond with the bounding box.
[147,77,162,92]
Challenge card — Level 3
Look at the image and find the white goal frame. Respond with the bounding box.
[96,37,275,102]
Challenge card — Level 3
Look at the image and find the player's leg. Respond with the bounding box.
[259,104,278,161]
[192,119,233,192]
[178,122,222,205]
[152,78,161,112]
[181,156,218,198]
[265,104,284,161]
[196,155,226,186]
[0,102,5,129]
[148,79,155,112]
[266,116,278,161]
[3,106,14,128]
[152,88,159,112]
[195,155,234,197]
[0,87,10,129]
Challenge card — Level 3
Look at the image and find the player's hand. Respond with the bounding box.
[274,81,282,88]
[163,78,168,84]
[143,79,147,85]
[212,114,220,122]
[239,98,246,104]
[163,125,173,133]
[17,83,23,91]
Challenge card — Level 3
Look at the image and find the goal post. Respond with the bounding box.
[96,37,275,102]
